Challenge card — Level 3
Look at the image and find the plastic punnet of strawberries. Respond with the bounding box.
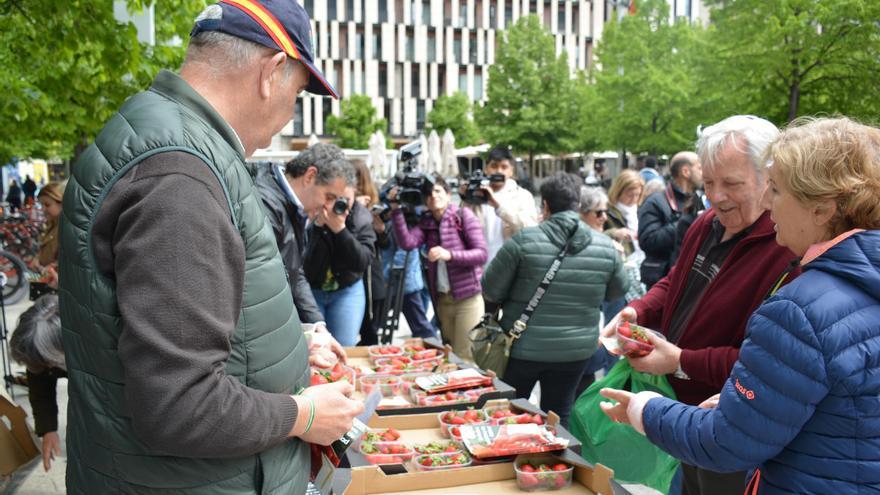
[412,451,472,471]
[310,363,354,386]
[438,409,488,438]
[515,459,573,491]
[616,320,656,358]
[358,441,413,465]
[485,407,545,426]
[361,428,401,443]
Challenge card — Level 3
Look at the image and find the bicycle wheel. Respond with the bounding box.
[0,250,29,304]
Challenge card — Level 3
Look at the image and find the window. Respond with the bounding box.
[444,0,452,25]
[422,0,431,24]
[378,65,388,97]
[417,100,426,131]
[396,1,404,22]
[476,0,483,28]
[427,30,436,62]
[573,4,579,34]
[339,25,348,58]
[686,0,693,19]
[411,0,419,23]
[395,63,404,97]
[488,2,497,28]
[458,72,467,93]
[412,65,420,97]
[304,0,314,15]
[469,33,477,63]
[384,99,393,132]
[557,4,565,32]
[347,0,355,20]
[474,72,483,100]
[355,32,364,58]
[459,3,467,26]
[322,98,332,132]
[504,2,512,25]
[379,0,388,22]
[372,32,381,58]
[406,32,414,59]
[328,0,337,20]
[293,97,304,135]
[453,37,461,63]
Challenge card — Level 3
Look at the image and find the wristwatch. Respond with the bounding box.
[673,363,690,380]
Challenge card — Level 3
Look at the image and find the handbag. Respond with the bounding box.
[469,230,575,377]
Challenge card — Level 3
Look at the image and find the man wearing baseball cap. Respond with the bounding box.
[58,1,362,493]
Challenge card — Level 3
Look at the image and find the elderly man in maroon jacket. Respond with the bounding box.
[603,115,801,495]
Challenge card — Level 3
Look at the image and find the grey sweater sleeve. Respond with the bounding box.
[92,152,297,459]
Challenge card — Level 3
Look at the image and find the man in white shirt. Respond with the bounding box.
[463,146,538,264]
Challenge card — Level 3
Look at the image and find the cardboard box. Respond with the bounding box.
[338,454,616,494]
[0,391,39,476]
[345,341,516,416]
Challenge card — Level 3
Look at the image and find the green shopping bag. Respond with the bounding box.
[569,359,679,492]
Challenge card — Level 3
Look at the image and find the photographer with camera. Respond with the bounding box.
[389,175,487,359]
[461,146,537,264]
[303,155,376,347]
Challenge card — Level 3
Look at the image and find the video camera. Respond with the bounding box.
[379,140,435,209]
[462,169,506,205]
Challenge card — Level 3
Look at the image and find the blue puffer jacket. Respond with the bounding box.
[642,230,880,494]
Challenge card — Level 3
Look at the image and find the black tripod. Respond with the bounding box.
[0,272,15,400]
[377,251,411,345]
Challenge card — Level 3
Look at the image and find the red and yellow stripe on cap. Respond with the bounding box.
[220,0,301,60]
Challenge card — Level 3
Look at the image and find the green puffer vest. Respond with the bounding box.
[481,211,629,362]
[58,70,310,494]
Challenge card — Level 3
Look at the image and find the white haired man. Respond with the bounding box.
[58,1,362,493]
[604,115,801,494]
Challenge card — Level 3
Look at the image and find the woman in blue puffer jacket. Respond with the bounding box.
[600,117,880,494]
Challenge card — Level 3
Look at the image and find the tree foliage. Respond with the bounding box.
[0,0,207,165]
[477,15,578,164]
[325,94,388,149]
[427,92,480,147]
[702,0,880,124]
[585,0,709,156]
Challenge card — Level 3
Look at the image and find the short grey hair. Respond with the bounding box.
[285,143,356,186]
[579,185,608,213]
[9,295,64,372]
[183,6,299,79]
[697,115,779,179]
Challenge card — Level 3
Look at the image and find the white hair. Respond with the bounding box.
[696,115,779,178]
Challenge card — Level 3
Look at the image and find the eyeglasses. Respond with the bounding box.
[592,209,608,216]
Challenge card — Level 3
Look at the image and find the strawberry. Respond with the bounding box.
[554,474,569,489]
[520,464,536,473]
[519,473,539,489]
[448,416,466,425]
[532,414,544,425]
[463,409,479,422]
[552,463,568,471]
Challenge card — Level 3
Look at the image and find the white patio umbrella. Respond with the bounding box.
[417,134,429,171]
[441,129,457,177]
[307,133,320,147]
[427,130,442,175]
[368,131,388,178]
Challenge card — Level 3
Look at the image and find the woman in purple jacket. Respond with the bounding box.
[390,176,487,359]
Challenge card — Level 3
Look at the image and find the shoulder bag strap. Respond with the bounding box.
[508,227,577,340]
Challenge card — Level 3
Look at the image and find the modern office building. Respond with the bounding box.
[279,0,707,148]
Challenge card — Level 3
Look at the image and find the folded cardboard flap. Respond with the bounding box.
[0,393,39,476]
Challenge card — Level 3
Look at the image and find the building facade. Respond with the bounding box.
[281,0,707,146]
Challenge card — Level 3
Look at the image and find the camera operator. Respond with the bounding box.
[255,143,355,364]
[303,160,376,347]
[461,146,537,264]
[388,176,487,359]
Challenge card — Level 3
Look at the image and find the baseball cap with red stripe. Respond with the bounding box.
[191,0,338,99]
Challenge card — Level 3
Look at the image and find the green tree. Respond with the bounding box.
[426,92,480,146]
[703,0,880,124]
[325,94,388,149]
[0,0,207,165]
[477,15,578,166]
[587,0,710,156]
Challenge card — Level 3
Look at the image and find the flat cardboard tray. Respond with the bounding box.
[336,452,618,494]
[348,398,582,471]
[345,340,516,416]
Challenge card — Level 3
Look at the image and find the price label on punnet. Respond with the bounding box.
[414,368,493,394]
[460,424,569,459]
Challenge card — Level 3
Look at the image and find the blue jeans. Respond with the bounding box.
[312,282,366,347]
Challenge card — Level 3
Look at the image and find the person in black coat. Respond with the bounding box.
[637,151,704,289]
[22,175,38,205]
[6,180,22,213]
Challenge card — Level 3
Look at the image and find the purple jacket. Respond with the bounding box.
[391,204,487,301]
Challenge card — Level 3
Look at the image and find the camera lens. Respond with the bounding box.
[333,198,349,215]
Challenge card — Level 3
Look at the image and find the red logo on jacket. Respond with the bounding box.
[735,378,755,400]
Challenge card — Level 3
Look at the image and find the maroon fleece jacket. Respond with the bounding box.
[628,209,800,405]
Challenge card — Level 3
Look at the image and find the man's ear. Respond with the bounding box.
[304,166,318,186]
[259,52,289,100]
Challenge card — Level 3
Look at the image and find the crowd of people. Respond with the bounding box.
[5,2,879,494]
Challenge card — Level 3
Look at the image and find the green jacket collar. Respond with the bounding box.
[541,210,590,252]
[149,70,245,160]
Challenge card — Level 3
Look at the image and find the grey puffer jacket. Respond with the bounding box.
[482,211,628,362]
